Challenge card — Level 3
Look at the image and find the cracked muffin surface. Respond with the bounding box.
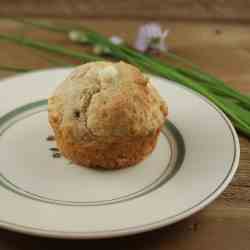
[48,61,168,169]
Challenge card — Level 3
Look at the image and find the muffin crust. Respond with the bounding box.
[48,61,167,168]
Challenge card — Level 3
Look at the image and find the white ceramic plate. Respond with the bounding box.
[0,68,239,239]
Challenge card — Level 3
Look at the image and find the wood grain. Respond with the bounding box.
[1,0,250,22]
[0,209,249,250]
[0,18,250,249]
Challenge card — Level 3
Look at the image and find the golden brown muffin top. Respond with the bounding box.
[48,61,167,141]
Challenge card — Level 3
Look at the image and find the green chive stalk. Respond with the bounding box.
[0,34,101,63]
[3,19,250,136]
[15,19,250,105]
[0,65,32,73]
[11,18,250,102]
[86,32,250,107]
[83,30,250,108]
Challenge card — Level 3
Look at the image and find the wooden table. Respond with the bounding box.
[0,17,250,250]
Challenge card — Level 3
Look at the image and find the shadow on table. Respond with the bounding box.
[0,216,200,250]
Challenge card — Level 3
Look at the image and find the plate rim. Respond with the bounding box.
[0,68,240,239]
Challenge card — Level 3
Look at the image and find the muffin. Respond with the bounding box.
[48,61,168,169]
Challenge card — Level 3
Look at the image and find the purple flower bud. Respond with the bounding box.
[134,23,169,53]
